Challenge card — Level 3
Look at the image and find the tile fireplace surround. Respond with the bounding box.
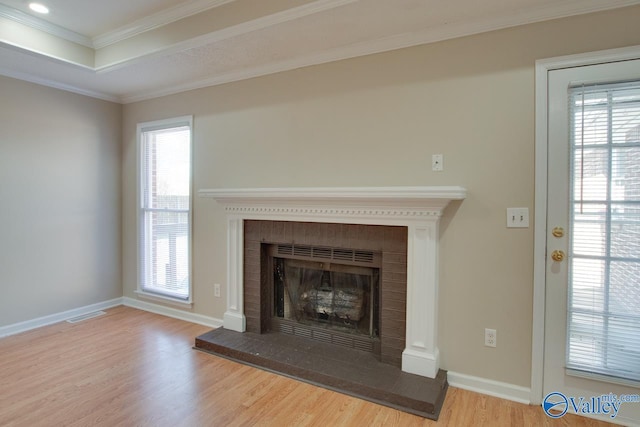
[200,186,466,379]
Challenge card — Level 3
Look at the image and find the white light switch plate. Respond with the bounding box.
[506,207,529,228]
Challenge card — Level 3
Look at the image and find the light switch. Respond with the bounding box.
[507,208,529,228]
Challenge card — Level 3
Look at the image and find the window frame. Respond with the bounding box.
[136,116,194,305]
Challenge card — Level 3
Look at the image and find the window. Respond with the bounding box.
[568,82,640,382]
[137,116,192,302]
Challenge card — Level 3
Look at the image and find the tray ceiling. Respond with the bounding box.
[0,0,638,103]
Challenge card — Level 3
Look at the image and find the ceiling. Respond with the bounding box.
[1,0,638,104]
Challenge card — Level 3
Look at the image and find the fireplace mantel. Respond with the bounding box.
[200,186,466,379]
[199,186,466,221]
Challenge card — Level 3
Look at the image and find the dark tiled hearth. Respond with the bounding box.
[194,328,448,420]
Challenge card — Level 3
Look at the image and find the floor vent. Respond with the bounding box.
[66,311,106,323]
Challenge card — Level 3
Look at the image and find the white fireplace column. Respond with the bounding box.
[222,216,246,332]
[403,222,440,378]
[200,186,466,379]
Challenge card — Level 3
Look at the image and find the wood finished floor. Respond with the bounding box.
[0,306,616,426]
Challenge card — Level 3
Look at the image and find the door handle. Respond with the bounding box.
[551,250,565,262]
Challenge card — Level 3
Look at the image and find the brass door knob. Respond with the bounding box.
[551,250,565,262]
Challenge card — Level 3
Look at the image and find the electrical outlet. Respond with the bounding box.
[485,328,497,347]
[214,283,221,298]
[432,154,444,172]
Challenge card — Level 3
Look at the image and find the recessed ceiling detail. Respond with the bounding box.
[0,0,638,103]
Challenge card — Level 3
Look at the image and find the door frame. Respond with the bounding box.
[532,44,640,405]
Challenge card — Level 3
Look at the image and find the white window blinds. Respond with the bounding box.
[568,81,640,382]
[138,118,192,301]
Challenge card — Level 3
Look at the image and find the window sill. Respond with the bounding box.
[134,290,193,308]
[566,368,640,388]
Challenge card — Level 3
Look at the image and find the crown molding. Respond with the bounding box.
[0,65,120,103]
[0,4,92,47]
[4,0,639,104]
[3,0,633,53]
[92,0,236,49]
[93,0,358,50]
[95,0,359,73]
[119,0,640,103]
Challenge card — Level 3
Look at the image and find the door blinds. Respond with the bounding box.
[567,80,640,383]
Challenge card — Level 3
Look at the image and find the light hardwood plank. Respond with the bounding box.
[0,306,616,426]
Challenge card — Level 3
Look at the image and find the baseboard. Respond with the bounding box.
[122,297,223,329]
[0,297,124,338]
[447,371,531,405]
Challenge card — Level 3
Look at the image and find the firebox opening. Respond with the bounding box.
[266,244,381,353]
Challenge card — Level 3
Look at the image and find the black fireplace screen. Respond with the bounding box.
[273,257,379,337]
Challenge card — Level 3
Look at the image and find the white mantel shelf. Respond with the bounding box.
[199,186,467,223]
[199,186,467,201]
[200,186,467,380]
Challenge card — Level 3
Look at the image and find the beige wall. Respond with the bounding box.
[0,76,122,326]
[122,7,640,387]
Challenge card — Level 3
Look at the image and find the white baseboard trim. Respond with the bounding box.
[123,297,223,329]
[0,297,124,338]
[447,371,531,405]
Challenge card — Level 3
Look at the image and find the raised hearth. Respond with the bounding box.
[195,327,449,419]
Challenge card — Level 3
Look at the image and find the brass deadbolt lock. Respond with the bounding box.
[552,227,564,238]
[551,250,565,262]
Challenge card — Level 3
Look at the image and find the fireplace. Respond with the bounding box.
[270,244,381,351]
[244,221,408,366]
[200,186,466,379]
